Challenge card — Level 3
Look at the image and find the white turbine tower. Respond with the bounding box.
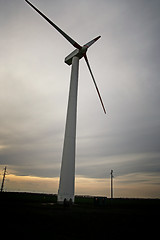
[25,0,106,203]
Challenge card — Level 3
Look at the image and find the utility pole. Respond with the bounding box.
[110,169,114,199]
[1,166,7,192]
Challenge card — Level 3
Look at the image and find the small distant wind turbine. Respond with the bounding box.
[25,0,106,203]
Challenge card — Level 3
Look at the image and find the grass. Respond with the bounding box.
[0,192,160,239]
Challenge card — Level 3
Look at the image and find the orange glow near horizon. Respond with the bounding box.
[2,172,160,198]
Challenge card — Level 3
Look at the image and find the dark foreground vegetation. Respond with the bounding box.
[0,192,160,239]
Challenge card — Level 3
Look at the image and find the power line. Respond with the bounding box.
[110,170,114,199]
[1,166,7,192]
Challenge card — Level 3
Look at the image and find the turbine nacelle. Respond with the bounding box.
[65,46,87,65]
[65,36,100,66]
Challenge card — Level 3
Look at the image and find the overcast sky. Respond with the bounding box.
[0,0,160,197]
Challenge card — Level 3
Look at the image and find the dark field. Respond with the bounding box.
[0,192,159,239]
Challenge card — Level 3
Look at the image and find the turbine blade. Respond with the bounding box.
[84,36,101,48]
[84,55,106,114]
[25,0,81,49]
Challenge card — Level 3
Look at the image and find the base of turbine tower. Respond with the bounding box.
[57,193,74,205]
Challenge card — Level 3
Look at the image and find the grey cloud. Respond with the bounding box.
[76,153,160,179]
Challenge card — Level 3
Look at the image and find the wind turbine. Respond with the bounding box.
[25,0,106,203]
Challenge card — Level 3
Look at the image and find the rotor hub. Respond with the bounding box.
[65,47,87,66]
